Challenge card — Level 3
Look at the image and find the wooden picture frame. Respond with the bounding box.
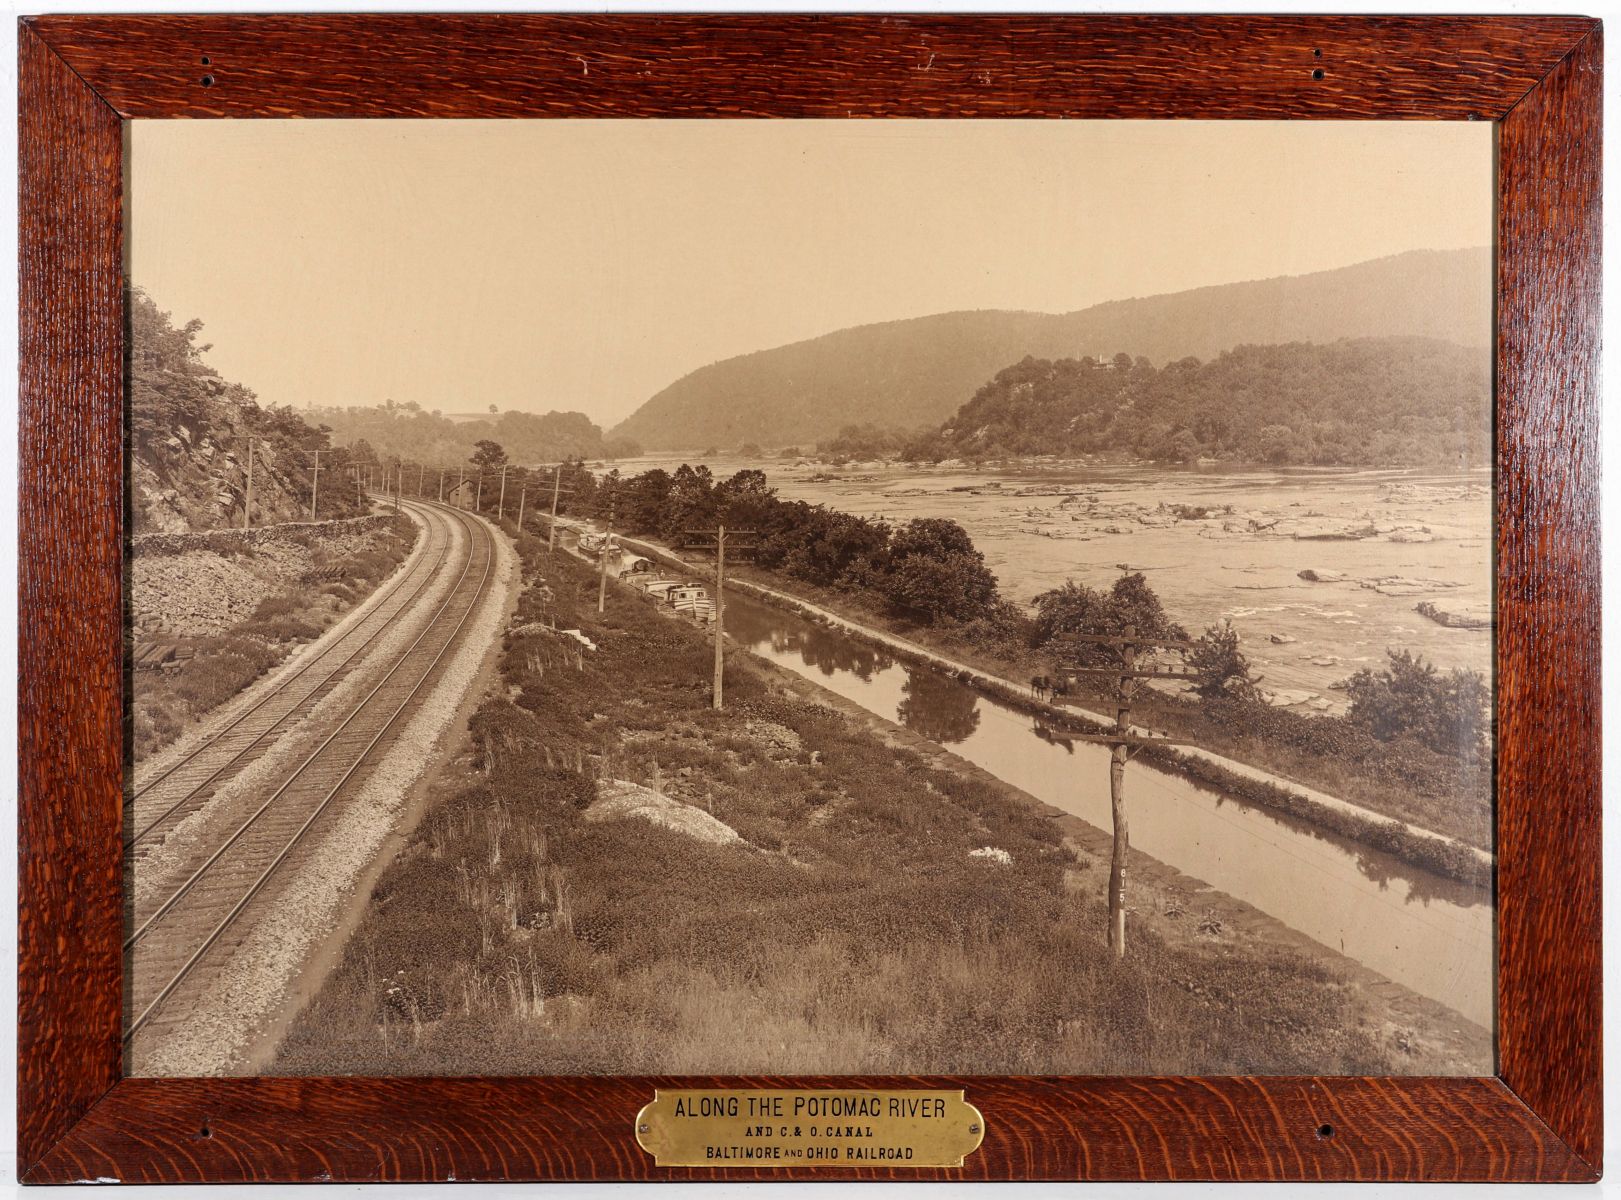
[17,12,1601,1184]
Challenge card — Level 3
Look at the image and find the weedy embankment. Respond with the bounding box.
[271,530,1398,1077]
[133,513,418,758]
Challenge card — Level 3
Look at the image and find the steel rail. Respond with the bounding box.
[125,503,483,951]
[128,501,449,811]
[124,505,497,1039]
[126,501,457,848]
[122,502,457,849]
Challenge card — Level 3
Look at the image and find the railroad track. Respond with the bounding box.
[127,501,458,855]
[125,500,498,1053]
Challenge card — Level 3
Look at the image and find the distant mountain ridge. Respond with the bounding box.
[308,403,636,469]
[609,248,1490,450]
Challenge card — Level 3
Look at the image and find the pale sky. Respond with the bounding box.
[128,120,1491,427]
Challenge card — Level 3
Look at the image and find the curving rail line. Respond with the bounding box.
[125,500,498,1049]
[128,501,457,850]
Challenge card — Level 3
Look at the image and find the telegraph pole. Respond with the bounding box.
[714,527,726,708]
[1107,628,1136,956]
[475,471,484,513]
[308,449,321,520]
[497,464,509,520]
[438,467,446,503]
[1054,625,1207,958]
[679,526,758,710]
[516,485,527,529]
[242,437,255,529]
[417,462,426,497]
[549,467,564,556]
[533,466,574,550]
[597,504,616,614]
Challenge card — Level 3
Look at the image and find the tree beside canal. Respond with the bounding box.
[556,464,1488,835]
[581,466,1004,626]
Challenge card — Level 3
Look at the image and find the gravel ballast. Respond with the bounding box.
[135,514,518,1076]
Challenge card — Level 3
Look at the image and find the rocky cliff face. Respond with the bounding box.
[133,386,318,533]
[130,286,363,533]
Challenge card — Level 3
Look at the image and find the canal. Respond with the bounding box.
[718,585,1493,1033]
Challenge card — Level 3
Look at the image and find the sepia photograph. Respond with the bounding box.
[123,118,1494,1081]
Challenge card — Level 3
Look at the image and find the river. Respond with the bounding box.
[622,456,1493,716]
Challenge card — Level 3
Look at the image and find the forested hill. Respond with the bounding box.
[309,403,640,468]
[904,337,1489,468]
[132,289,366,533]
[609,248,1490,450]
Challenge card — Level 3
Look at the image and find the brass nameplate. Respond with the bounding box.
[634,1088,984,1168]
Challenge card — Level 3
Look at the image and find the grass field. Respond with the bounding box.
[270,529,1402,1078]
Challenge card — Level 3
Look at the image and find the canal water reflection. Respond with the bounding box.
[721,588,1493,1033]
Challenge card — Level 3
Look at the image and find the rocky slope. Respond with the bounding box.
[132,516,403,637]
[135,402,333,534]
[131,287,364,533]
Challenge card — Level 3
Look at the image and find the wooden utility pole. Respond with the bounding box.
[597,507,615,614]
[516,485,527,529]
[475,471,484,512]
[523,464,576,553]
[497,464,509,520]
[1107,628,1135,956]
[1054,627,1207,959]
[417,462,426,496]
[713,527,726,708]
[549,467,564,555]
[242,437,255,529]
[678,526,758,710]
[438,467,446,503]
[308,449,321,520]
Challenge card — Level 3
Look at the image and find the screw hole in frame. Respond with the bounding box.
[201,74,216,87]
[1316,1123,1335,1140]
[201,55,211,66]
[1312,68,1325,81]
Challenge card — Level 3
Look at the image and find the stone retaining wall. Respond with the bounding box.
[133,515,396,559]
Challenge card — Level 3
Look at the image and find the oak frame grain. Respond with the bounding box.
[15,12,1602,1185]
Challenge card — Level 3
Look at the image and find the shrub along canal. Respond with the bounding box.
[719,587,1492,1032]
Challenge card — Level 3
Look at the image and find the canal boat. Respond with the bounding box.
[667,584,714,621]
